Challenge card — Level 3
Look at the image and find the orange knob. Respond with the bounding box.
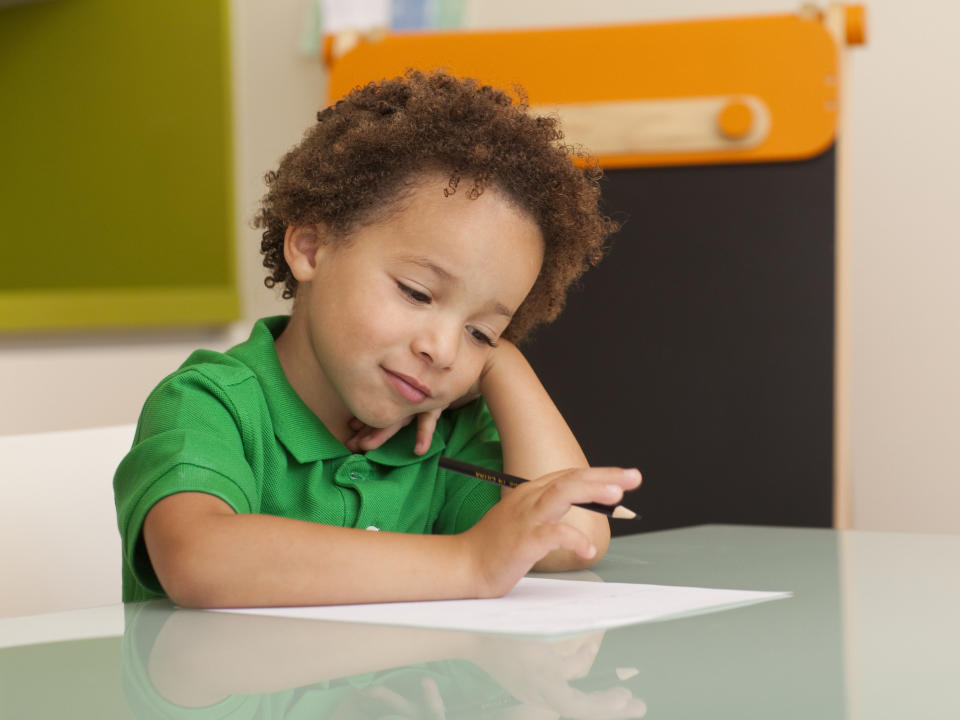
[717,100,754,140]
[845,5,866,46]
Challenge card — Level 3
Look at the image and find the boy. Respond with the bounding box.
[114,70,641,608]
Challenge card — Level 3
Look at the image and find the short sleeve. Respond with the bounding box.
[114,368,259,598]
[433,399,503,535]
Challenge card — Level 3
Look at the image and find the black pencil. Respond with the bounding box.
[438,456,637,519]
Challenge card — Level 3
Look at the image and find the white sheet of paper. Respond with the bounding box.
[216,578,790,635]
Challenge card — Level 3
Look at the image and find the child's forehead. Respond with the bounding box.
[340,179,543,305]
[384,184,540,252]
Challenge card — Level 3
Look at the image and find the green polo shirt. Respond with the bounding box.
[114,316,502,602]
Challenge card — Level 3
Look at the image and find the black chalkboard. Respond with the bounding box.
[523,147,836,534]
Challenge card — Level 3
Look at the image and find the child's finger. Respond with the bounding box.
[532,466,641,491]
[347,418,366,432]
[533,520,597,560]
[354,416,415,451]
[527,468,641,519]
[344,430,369,452]
[414,408,443,455]
[356,425,400,450]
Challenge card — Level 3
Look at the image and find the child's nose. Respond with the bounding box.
[411,322,459,369]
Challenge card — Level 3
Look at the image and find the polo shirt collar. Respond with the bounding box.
[230,316,347,463]
[230,316,445,466]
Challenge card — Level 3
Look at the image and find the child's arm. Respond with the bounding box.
[478,340,636,572]
[142,458,636,607]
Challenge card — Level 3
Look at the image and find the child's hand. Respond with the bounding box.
[461,466,642,598]
[344,383,487,455]
[345,407,444,455]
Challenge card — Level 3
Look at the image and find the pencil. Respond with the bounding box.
[438,456,637,520]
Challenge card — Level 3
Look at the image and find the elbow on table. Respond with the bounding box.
[152,544,229,609]
[143,492,242,608]
[145,521,237,608]
[153,548,218,609]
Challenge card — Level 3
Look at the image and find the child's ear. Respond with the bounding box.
[283,225,324,281]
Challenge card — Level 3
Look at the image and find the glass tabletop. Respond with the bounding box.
[2,525,958,719]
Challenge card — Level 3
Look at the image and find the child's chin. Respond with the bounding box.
[357,412,410,431]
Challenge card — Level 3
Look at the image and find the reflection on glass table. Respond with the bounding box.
[123,599,647,719]
[3,526,960,719]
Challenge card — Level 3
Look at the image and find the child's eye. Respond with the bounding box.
[468,326,497,348]
[398,282,431,304]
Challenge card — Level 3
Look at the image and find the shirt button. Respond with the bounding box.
[366,525,380,531]
[349,471,361,480]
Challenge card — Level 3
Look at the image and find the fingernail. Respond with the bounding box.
[625,468,642,480]
[586,544,597,558]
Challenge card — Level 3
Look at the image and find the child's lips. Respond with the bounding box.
[383,368,432,403]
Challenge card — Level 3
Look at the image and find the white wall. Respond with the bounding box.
[1,0,957,534]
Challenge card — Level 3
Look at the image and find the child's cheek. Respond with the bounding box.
[452,365,485,405]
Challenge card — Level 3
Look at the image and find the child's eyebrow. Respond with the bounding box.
[398,255,457,284]
[397,255,513,317]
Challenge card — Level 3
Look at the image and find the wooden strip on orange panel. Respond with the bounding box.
[326,13,838,167]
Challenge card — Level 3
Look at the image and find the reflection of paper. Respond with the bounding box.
[217,578,790,635]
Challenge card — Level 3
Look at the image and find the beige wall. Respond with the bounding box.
[843,1,960,533]
[1,1,957,534]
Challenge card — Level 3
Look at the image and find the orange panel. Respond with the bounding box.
[326,13,839,167]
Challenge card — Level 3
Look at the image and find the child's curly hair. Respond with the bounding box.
[255,69,619,343]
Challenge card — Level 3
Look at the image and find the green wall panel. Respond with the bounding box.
[0,0,237,330]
